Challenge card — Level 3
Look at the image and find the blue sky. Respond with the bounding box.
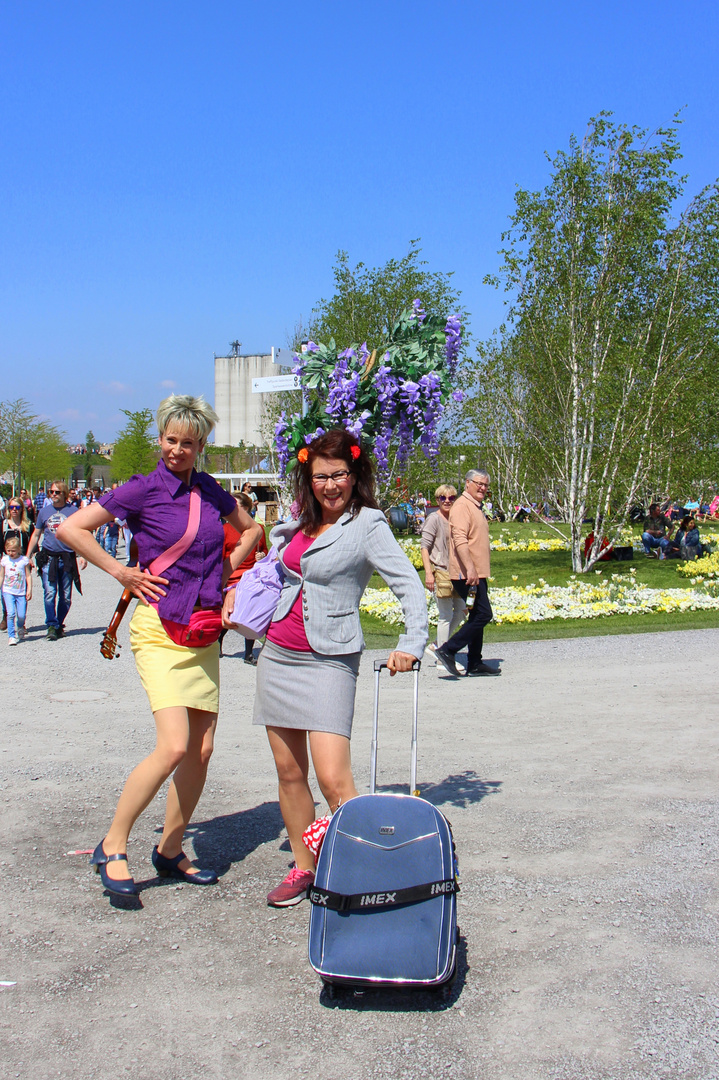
[1,1,717,442]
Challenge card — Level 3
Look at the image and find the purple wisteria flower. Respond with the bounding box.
[444,314,462,376]
[275,412,291,478]
[373,425,393,475]
[451,390,465,403]
[304,426,326,445]
[344,410,371,440]
[412,299,426,325]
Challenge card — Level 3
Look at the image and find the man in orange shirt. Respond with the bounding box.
[435,469,500,678]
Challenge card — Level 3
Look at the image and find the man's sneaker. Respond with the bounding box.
[266,866,315,907]
[466,662,501,677]
[8,637,18,646]
[434,645,459,677]
[47,627,59,641]
[56,626,65,638]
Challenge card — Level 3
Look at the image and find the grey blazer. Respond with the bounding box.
[268,507,428,658]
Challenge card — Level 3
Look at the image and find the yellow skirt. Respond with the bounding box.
[129,602,220,714]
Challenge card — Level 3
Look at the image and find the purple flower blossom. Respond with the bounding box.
[412,299,426,325]
[444,314,462,376]
[344,410,371,440]
[451,390,464,402]
[373,424,393,476]
[274,412,291,478]
[304,341,320,353]
[304,426,326,445]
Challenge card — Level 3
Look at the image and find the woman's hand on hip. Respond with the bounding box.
[116,565,169,604]
[387,650,417,676]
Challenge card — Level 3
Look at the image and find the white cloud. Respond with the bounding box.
[160,379,177,389]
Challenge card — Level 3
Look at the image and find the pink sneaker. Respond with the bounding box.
[266,866,315,907]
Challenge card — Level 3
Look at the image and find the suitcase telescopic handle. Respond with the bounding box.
[370,659,421,797]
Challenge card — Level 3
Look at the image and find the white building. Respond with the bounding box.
[214,348,293,446]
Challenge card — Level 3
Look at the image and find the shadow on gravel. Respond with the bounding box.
[377,770,502,809]
[61,626,108,637]
[318,934,468,1011]
[182,801,286,874]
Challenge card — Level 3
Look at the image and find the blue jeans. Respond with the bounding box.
[3,591,26,640]
[42,559,73,629]
[104,533,118,558]
[642,533,671,556]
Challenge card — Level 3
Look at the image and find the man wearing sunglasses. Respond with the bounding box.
[26,482,87,640]
[435,469,500,678]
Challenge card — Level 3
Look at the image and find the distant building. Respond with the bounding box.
[214,348,292,447]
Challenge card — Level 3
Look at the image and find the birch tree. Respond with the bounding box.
[461,115,719,570]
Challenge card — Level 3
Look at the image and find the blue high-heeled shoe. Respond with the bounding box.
[90,840,137,896]
[152,846,218,885]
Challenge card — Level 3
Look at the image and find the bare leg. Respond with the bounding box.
[157,708,217,873]
[309,731,359,814]
[266,727,316,872]
[102,706,192,881]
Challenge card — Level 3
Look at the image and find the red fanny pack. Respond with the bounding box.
[159,608,223,648]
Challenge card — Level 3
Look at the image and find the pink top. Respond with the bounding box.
[266,530,315,652]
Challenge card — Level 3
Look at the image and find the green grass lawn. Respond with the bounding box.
[362,521,719,645]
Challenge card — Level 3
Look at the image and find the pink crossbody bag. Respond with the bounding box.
[146,487,223,648]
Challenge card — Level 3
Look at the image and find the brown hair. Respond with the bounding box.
[236,492,253,512]
[49,481,70,500]
[292,427,378,532]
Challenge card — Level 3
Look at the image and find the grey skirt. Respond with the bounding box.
[253,639,361,738]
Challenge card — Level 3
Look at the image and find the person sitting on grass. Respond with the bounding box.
[641,504,671,559]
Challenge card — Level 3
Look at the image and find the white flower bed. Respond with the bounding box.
[360,570,719,627]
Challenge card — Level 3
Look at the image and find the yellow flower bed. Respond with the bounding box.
[676,549,719,578]
[360,570,719,627]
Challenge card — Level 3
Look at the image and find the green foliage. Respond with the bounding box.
[456,113,719,570]
[111,409,157,481]
[304,240,465,351]
[276,305,462,493]
[0,398,71,489]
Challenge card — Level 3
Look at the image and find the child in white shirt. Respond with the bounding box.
[0,536,32,644]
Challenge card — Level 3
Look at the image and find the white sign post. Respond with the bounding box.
[251,374,302,394]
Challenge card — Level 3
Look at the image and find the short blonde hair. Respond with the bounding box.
[435,484,457,499]
[4,535,21,552]
[156,395,219,443]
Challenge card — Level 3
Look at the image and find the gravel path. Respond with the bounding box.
[1,564,718,1079]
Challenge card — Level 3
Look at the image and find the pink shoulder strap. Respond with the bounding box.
[148,486,201,577]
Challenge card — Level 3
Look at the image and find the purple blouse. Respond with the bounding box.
[99,460,237,625]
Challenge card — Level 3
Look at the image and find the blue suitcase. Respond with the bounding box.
[308,659,459,994]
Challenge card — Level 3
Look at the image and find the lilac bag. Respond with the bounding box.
[229,547,285,638]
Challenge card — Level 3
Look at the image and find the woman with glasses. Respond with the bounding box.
[228,427,427,907]
[0,497,33,632]
[420,485,466,658]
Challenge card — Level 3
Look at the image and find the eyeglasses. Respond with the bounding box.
[311,471,352,486]
[469,479,489,489]
[8,504,23,511]
[437,495,456,502]
[49,490,63,496]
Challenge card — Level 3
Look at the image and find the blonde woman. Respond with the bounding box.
[1,497,33,631]
[58,395,262,897]
[421,485,466,654]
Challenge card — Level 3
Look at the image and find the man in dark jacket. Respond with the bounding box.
[642,504,671,559]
